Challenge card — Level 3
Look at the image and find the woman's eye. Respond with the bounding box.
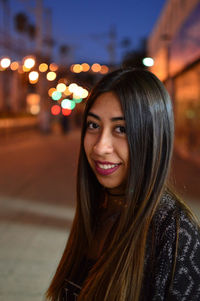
[115,125,126,134]
[86,121,99,130]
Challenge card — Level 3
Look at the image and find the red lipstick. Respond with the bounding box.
[94,160,121,176]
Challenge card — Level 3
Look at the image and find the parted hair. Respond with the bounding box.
[46,68,175,300]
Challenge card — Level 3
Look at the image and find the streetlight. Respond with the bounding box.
[142,57,154,67]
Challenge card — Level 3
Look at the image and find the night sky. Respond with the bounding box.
[10,0,166,64]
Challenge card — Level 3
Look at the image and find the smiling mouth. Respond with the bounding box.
[94,161,121,175]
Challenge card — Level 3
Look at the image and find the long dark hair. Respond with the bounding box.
[46,68,175,300]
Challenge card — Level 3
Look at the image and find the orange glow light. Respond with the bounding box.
[39,63,48,72]
[51,105,61,115]
[10,61,19,71]
[48,87,56,97]
[23,65,31,72]
[30,104,40,115]
[49,63,58,72]
[91,63,101,72]
[63,86,71,96]
[81,63,90,72]
[70,64,74,72]
[18,66,24,74]
[58,78,68,84]
[73,64,83,73]
[26,93,40,105]
[100,65,109,74]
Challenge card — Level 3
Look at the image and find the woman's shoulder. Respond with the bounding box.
[153,189,200,239]
[150,189,200,270]
[143,190,200,300]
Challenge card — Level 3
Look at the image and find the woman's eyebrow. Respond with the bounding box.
[111,116,125,121]
[87,112,125,122]
[87,112,100,120]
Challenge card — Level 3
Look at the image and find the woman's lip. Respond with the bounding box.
[94,160,121,176]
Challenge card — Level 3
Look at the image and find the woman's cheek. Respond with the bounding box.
[84,134,91,159]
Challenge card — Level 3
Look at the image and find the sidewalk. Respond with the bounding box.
[0,130,79,301]
[0,196,74,301]
[1,195,200,301]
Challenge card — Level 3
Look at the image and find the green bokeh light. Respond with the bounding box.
[61,99,76,110]
[73,98,82,103]
[52,91,62,101]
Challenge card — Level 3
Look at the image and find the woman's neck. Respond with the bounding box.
[102,188,127,211]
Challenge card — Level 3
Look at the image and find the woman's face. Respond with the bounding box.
[84,92,129,191]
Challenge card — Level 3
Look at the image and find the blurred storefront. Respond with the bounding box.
[148,0,200,163]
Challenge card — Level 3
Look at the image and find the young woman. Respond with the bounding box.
[46,68,200,301]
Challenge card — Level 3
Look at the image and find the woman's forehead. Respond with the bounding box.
[88,92,123,117]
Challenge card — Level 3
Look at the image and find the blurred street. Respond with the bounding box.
[0,129,80,301]
[0,0,199,299]
[0,129,200,301]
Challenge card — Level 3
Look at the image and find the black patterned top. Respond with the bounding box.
[141,192,200,300]
[61,192,200,300]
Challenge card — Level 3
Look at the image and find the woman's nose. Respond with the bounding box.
[93,131,113,155]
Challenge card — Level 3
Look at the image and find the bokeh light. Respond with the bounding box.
[91,63,101,72]
[63,86,71,96]
[24,57,35,69]
[73,64,83,73]
[62,108,72,116]
[81,63,90,72]
[46,71,56,81]
[100,65,109,74]
[49,63,58,71]
[56,83,66,92]
[142,57,154,67]
[10,61,19,71]
[18,66,24,74]
[39,63,48,72]
[0,57,11,68]
[74,86,83,97]
[61,99,76,110]
[23,65,31,72]
[70,64,74,72]
[29,71,39,84]
[52,91,62,101]
[73,98,83,103]
[51,105,61,115]
[69,83,78,93]
[81,89,89,98]
[73,86,88,99]
[30,104,40,115]
[58,78,68,84]
[48,87,56,97]
[26,93,40,106]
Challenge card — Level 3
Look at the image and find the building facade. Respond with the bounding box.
[148,0,200,160]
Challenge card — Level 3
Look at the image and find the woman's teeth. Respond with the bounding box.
[98,163,118,169]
